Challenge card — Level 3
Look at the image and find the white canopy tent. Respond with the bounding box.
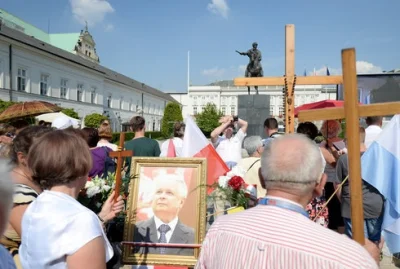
[35,112,81,128]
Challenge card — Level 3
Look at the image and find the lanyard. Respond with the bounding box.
[258,198,309,218]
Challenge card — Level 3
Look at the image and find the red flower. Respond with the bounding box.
[228,176,245,191]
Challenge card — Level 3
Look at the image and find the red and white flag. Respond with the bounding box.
[182,117,230,191]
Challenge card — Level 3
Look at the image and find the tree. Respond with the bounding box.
[84,113,108,128]
[161,102,183,137]
[196,103,223,134]
[0,99,18,113]
[61,108,79,119]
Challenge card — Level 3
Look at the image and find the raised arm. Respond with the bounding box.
[237,117,248,134]
[211,116,233,144]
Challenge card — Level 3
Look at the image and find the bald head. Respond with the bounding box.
[260,134,325,195]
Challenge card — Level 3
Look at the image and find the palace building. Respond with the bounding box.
[0,8,176,131]
[170,80,337,120]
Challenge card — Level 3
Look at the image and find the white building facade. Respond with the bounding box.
[0,10,175,132]
[170,81,337,120]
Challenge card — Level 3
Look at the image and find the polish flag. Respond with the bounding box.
[182,117,230,192]
[167,139,177,157]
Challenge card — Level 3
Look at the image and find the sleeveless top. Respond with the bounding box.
[0,184,38,269]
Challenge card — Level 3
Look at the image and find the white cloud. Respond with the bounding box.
[356,61,383,74]
[311,61,382,76]
[69,0,114,27]
[104,23,114,32]
[207,0,229,19]
[202,67,226,77]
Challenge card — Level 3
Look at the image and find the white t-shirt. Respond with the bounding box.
[213,129,247,164]
[19,191,113,269]
[160,137,183,157]
[365,125,382,148]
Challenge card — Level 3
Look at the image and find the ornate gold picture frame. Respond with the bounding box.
[122,157,207,267]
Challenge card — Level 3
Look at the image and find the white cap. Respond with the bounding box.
[51,116,74,130]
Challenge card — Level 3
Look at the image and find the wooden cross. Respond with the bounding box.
[234,24,343,133]
[109,132,133,201]
[298,48,400,245]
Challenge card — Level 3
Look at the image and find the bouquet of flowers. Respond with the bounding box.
[78,174,114,213]
[209,166,257,209]
[78,172,132,213]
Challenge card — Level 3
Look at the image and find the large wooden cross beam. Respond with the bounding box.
[234,24,342,133]
[299,48,400,245]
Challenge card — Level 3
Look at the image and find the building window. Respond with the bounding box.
[221,106,226,115]
[40,74,49,96]
[17,68,26,92]
[60,79,68,99]
[119,98,123,109]
[193,96,197,105]
[77,84,84,102]
[193,106,197,115]
[231,96,236,105]
[279,106,284,116]
[270,106,274,116]
[130,100,134,111]
[107,95,112,108]
[230,106,235,115]
[222,97,226,105]
[90,87,96,104]
[136,100,139,111]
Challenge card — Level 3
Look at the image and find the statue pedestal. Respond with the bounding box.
[238,95,271,137]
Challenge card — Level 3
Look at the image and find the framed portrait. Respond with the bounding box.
[122,157,207,267]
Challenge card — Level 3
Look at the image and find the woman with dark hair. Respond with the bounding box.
[1,127,123,269]
[19,130,117,268]
[160,122,185,157]
[82,127,114,178]
[297,122,329,228]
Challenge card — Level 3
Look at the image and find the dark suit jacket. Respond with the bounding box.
[133,217,195,256]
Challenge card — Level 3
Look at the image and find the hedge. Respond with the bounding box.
[111,131,164,143]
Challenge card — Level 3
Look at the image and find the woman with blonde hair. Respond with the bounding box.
[97,121,117,151]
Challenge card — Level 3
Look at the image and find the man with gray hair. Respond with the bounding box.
[0,160,16,268]
[133,174,194,256]
[238,136,265,198]
[196,134,379,269]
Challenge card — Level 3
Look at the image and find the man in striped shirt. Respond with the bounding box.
[196,134,379,269]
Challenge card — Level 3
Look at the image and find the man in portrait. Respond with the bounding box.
[133,173,195,256]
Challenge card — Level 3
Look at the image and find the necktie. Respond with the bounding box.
[158,224,171,254]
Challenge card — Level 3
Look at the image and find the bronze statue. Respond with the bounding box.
[236,42,263,95]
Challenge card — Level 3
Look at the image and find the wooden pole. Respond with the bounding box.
[114,132,125,201]
[342,48,364,245]
[285,24,295,133]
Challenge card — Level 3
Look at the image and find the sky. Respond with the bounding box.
[1,0,399,93]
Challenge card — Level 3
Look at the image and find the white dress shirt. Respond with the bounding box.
[365,125,382,148]
[154,216,178,243]
[19,191,113,269]
[213,129,247,164]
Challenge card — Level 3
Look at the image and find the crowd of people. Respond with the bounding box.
[197,116,386,268]
[0,112,388,268]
